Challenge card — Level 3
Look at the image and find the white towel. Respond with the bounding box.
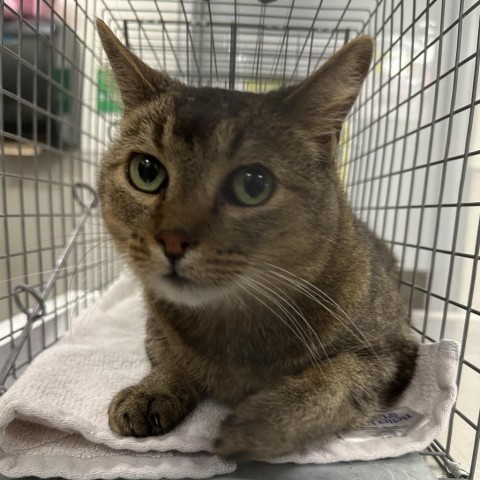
[0,275,459,479]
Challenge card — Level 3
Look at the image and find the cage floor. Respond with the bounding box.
[0,453,436,480]
[214,454,438,479]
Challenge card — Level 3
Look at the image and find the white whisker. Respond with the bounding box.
[249,270,334,366]
[237,275,327,372]
[256,262,381,363]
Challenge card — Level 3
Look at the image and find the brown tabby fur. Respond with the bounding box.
[96,19,418,460]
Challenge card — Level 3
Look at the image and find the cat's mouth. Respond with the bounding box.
[153,268,232,307]
[163,271,195,288]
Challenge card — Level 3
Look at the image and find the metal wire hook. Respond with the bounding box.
[13,284,47,320]
[73,183,99,211]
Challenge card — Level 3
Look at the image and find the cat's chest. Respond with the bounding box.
[154,313,300,402]
[148,301,332,403]
[174,341,285,404]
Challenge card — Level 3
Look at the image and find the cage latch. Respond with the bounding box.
[73,182,99,211]
[13,285,47,320]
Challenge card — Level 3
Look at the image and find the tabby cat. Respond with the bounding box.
[96,19,418,460]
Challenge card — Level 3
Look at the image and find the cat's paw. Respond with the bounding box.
[214,401,297,461]
[108,384,195,437]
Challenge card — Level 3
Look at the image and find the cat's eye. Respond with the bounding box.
[128,154,167,193]
[224,165,275,206]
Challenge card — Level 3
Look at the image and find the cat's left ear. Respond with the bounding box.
[96,18,177,109]
[284,36,374,138]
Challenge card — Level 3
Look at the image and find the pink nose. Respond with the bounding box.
[155,230,193,260]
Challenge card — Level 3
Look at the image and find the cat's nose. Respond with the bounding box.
[155,230,194,261]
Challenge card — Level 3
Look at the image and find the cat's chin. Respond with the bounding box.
[152,274,231,308]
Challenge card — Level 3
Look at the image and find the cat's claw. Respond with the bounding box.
[108,384,194,437]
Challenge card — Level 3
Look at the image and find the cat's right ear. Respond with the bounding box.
[96,19,176,109]
[284,36,374,138]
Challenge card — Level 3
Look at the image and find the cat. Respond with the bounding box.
[96,18,418,461]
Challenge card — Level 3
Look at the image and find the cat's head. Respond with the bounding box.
[96,19,373,308]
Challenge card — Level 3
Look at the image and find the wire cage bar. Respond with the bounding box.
[1,0,479,479]
[0,0,121,389]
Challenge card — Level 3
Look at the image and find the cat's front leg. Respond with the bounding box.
[215,352,394,460]
[108,370,198,437]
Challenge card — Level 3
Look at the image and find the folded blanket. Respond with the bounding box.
[0,275,459,479]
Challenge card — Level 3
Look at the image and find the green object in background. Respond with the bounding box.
[97,67,123,113]
[53,68,71,113]
[244,78,282,93]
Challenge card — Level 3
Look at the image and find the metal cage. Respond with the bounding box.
[1,1,479,479]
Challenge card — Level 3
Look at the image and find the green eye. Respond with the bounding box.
[225,165,275,206]
[128,154,167,193]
